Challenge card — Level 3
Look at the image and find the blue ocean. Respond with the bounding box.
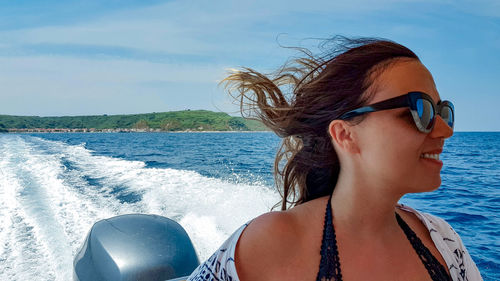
[0,132,498,280]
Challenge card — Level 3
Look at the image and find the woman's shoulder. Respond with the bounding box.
[186,210,305,281]
[396,203,453,235]
[236,197,329,280]
[396,203,483,281]
[234,210,303,280]
[396,203,464,245]
[189,197,328,281]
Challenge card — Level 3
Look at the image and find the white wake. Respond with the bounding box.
[0,135,279,280]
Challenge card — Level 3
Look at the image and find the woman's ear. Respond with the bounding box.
[328,120,360,154]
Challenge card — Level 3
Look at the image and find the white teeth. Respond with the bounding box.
[421,153,440,160]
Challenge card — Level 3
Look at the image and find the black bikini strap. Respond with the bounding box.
[316,195,342,281]
[395,213,452,281]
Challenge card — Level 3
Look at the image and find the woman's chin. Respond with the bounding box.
[403,177,442,194]
[416,179,442,193]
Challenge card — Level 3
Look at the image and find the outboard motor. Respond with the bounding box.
[73,214,199,281]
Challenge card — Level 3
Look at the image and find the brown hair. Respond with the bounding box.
[222,37,419,210]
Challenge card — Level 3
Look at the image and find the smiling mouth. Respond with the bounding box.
[420,153,440,160]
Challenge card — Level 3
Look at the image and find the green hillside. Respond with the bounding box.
[0,110,269,132]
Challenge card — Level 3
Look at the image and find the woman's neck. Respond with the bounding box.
[330,170,404,243]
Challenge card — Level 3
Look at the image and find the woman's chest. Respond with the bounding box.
[272,240,438,281]
[337,243,435,281]
[335,212,450,281]
[270,208,450,281]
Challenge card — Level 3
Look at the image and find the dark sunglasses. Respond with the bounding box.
[338,91,454,133]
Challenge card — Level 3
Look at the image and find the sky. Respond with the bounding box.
[0,0,498,131]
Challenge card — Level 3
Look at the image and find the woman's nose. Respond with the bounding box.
[429,115,453,139]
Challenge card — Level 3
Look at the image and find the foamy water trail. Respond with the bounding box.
[0,135,279,280]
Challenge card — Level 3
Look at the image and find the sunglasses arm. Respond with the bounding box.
[338,94,410,120]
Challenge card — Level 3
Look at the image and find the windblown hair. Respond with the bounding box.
[222,37,419,210]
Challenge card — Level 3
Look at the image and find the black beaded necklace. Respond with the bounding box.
[316,196,452,281]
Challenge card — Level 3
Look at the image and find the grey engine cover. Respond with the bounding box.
[73,214,200,281]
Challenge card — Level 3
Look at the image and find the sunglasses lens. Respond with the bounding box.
[440,105,454,128]
[416,98,435,131]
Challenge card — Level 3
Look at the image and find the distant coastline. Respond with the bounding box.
[5,128,271,133]
[0,110,269,132]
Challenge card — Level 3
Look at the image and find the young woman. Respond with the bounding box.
[187,38,482,281]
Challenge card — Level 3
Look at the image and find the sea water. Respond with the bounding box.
[0,132,498,280]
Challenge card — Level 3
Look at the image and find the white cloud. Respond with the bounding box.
[0,0,497,127]
[453,0,500,18]
[0,0,448,56]
[0,55,231,116]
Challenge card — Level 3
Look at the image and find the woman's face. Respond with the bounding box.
[354,59,453,195]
